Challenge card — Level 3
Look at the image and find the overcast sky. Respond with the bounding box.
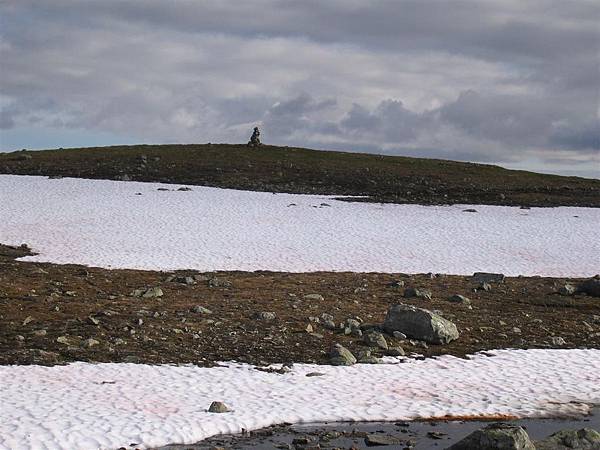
[1,1,599,177]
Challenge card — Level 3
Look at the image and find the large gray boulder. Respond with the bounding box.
[383,304,459,344]
[536,428,600,450]
[329,343,357,366]
[447,423,535,450]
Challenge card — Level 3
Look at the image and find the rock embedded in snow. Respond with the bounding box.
[404,287,433,300]
[535,428,600,450]
[208,401,231,413]
[383,304,459,344]
[448,423,535,450]
[328,343,357,366]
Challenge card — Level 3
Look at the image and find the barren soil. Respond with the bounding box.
[1,244,598,367]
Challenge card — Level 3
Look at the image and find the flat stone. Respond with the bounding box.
[364,434,404,446]
[304,293,324,301]
[192,305,213,314]
[448,294,471,305]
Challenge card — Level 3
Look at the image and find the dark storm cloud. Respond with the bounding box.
[0,0,598,176]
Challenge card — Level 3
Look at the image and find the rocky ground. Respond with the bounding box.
[2,244,599,367]
[2,144,599,207]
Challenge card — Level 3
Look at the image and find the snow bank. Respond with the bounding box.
[0,349,598,450]
[1,175,598,276]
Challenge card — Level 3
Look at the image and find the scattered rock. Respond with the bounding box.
[462,208,478,213]
[356,350,381,364]
[131,287,163,298]
[208,277,232,288]
[559,284,577,296]
[22,316,34,326]
[305,372,326,377]
[328,343,357,366]
[56,336,73,345]
[386,280,405,288]
[536,427,600,450]
[83,338,100,348]
[208,401,231,413]
[192,305,213,314]
[472,272,506,283]
[403,287,433,300]
[364,434,404,446]
[304,293,324,301]
[513,327,522,334]
[385,347,406,357]
[363,331,388,350]
[551,336,566,346]
[177,187,192,191]
[253,311,276,321]
[383,304,459,344]
[448,294,471,305]
[448,423,535,450]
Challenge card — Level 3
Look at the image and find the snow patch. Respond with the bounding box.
[0,349,598,450]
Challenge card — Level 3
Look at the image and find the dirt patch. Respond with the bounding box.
[1,244,598,366]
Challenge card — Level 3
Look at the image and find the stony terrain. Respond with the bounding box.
[2,244,598,367]
[1,144,599,207]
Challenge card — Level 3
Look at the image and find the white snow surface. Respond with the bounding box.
[1,174,598,276]
[1,349,599,450]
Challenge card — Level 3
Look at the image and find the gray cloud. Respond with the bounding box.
[0,0,598,177]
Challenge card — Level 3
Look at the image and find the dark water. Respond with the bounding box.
[156,408,600,449]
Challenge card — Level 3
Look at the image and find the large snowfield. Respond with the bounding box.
[1,350,599,450]
[1,174,599,450]
[1,175,598,276]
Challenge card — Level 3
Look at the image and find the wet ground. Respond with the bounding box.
[154,408,600,449]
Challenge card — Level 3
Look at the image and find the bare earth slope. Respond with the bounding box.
[2,144,599,206]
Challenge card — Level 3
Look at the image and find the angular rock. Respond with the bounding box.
[208,401,231,413]
[83,338,100,348]
[448,423,535,450]
[551,336,566,346]
[383,304,459,344]
[385,346,406,357]
[356,349,381,364]
[472,272,505,283]
[536,428,600,450]
[304,293,324,301]
[329,343,357,366]
[404,287,432,300]
[363,331,388,350]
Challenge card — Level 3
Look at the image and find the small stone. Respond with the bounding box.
[304,293,324,301]
[88,316,100,325]
[306,372,326,377]
[83,338,100,348]
[404,287,432,300]
[363,331,388,350]
[558,284,577,296]
[192,305,213,314]
[448,294,471,305]
[462,208,478,213]
[22,316,34,326]
[478,282,492,291]
[208,401,231,413]
[305,323,314,333]
[142,287,163,298]
[329,343,357,366]
[387,280,405,288]
[365,434,404,446]
[177,186,192,191]
[253,311,276,321]
[56,336,72,345]
[512,327,522,334]
[393,331,407,340]
[551,336,566,346]
[33,329,47,337]
[15,335,25,342]
[385,347,406,357]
